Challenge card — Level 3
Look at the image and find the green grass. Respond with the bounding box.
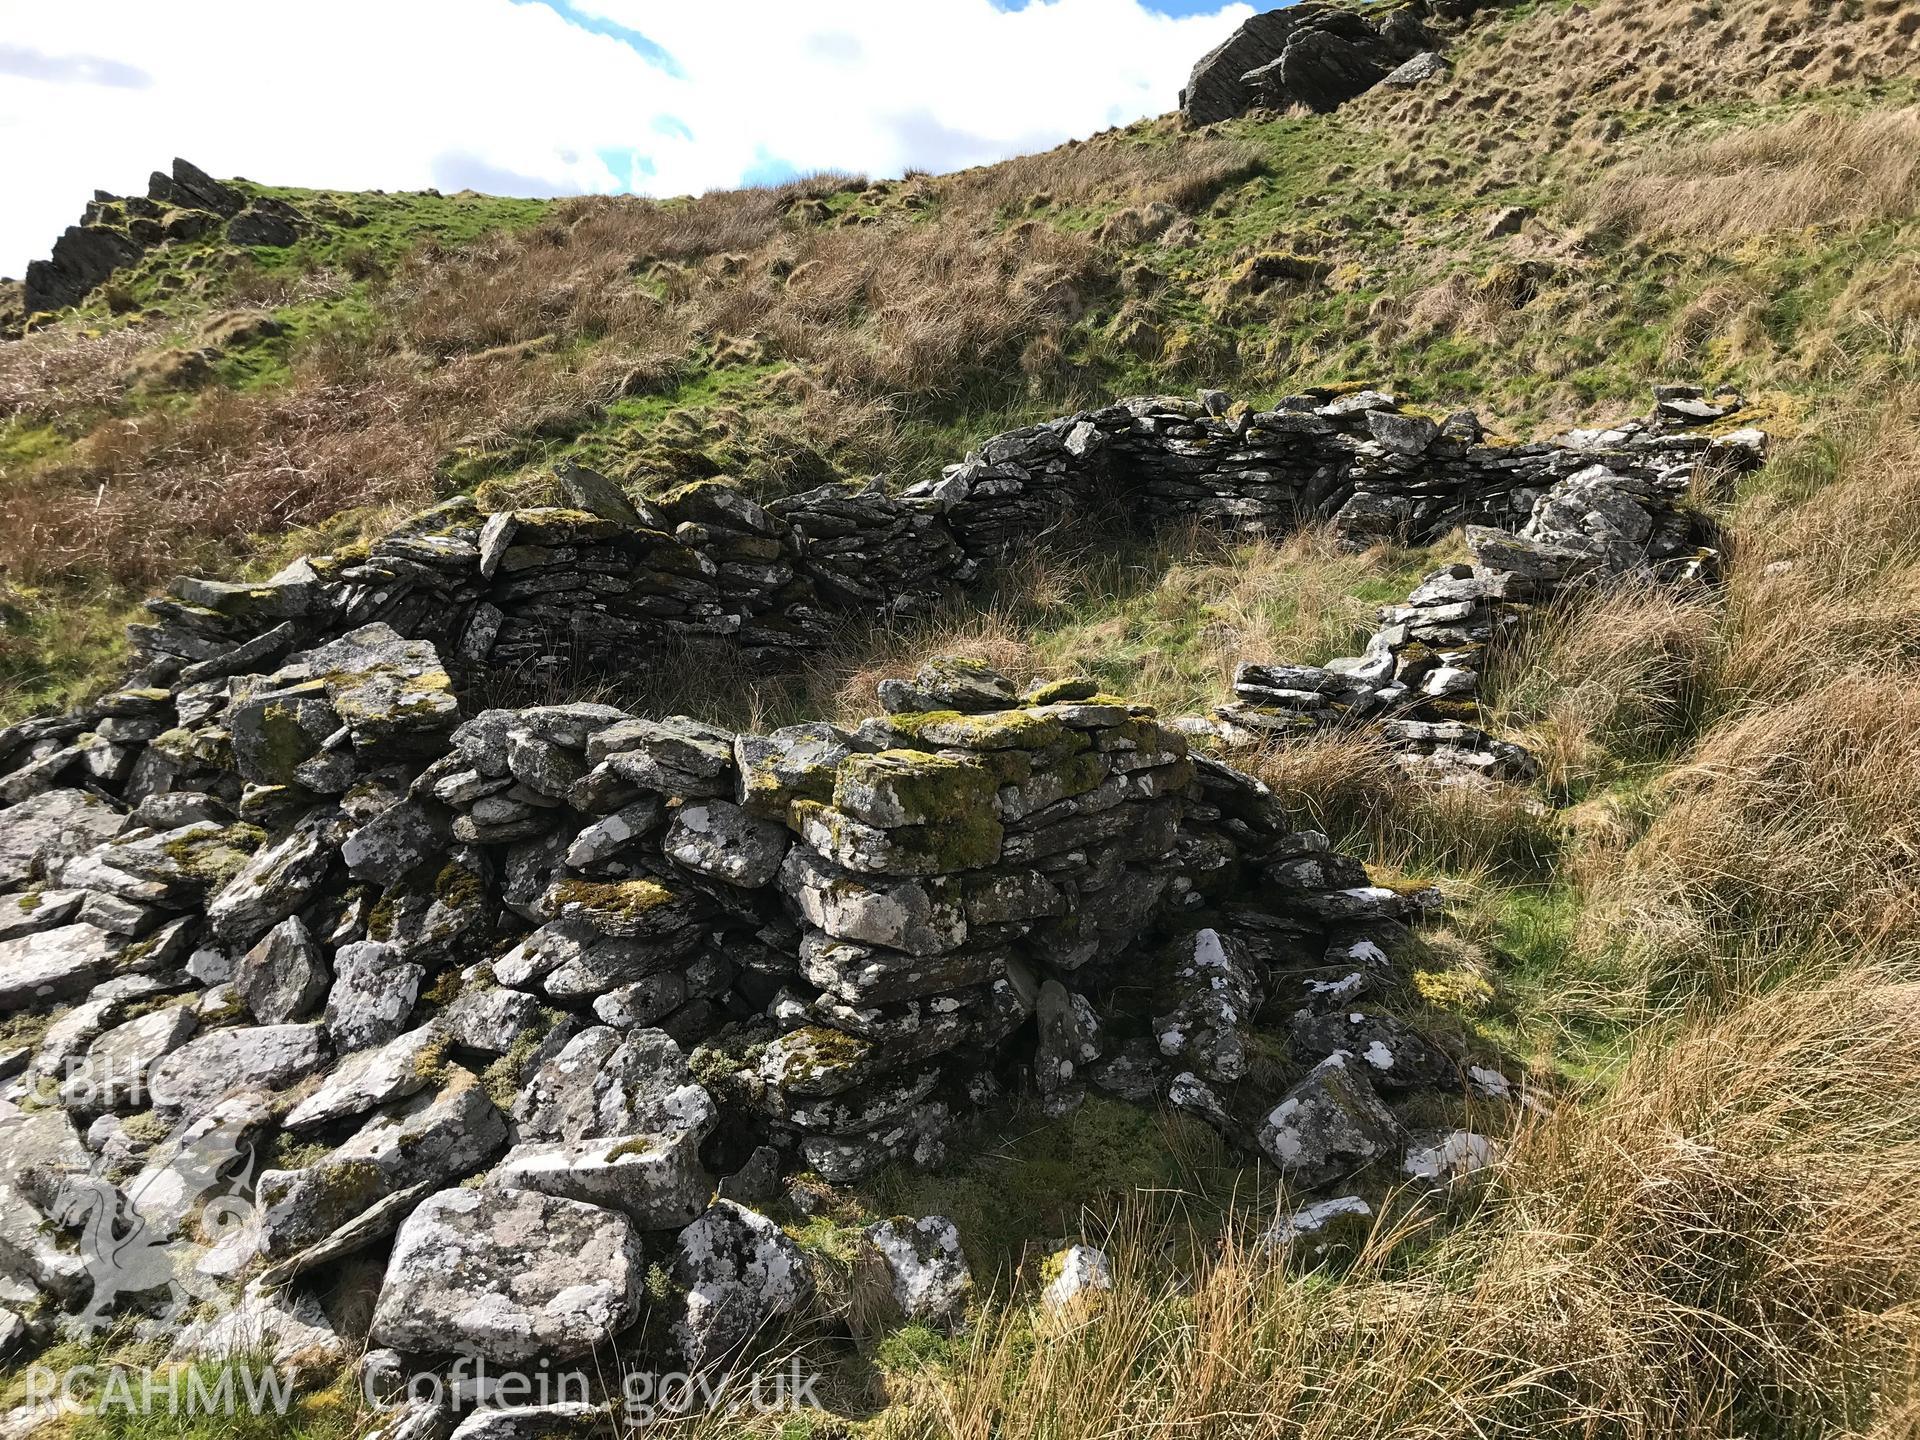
[0,1344,357,1440]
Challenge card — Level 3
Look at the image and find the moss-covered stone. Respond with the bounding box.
[887,708,1066,753]
[546,876,693,938]
[834,750,998,829]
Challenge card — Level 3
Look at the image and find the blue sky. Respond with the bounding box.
[0,0,1259,275]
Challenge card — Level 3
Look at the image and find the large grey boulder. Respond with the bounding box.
[439,986,545,1056]
[125,1092,274,1239]
[24,222,144,313]
[0,923,119,1010]
[148,1023,329,1121]
[342,799,450,886]
[1254,1051,1401,1189]
[672,1201,814,1367]
[370,1186,643,1363]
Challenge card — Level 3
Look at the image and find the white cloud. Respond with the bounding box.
[0,0,1251,278]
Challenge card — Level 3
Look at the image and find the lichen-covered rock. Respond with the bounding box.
[1035,979,1101,1103]
[324,940,424,1053]
[0,1108,93,1298]
[236,915,330,1024]
[439,986,544,1056]
[0,923,119,1010]
[1152,928,1261,1083]
[206,809,343,947]
[735,723,851,818]
[449,1403,602,1440]
[1260,1194,1373,1253]
[0,789,127,888]
[126,1092,274,1238]
[563,798,663,868]
[1289,1007,1455,1091]
[148,1022,329,1121]
[492,1126,711,1230]
[671,1200,814,1367]
[259,1070,505,1255]
[853,1215,971,1328]
[282,1024,443,1130]
[1254,1052,1400,1188]
[1402,1129,1501,1182]
[370,1186,643,1363]
[663,800,790,888]
[287,623,459,754]
[588,715,736,797]
[1039,1243,1112,1319]
[58,1002,197,1111]
[512,1025,716,1144]
[541,876,700,940]
[780,847,968,956]
[342,799,450,886]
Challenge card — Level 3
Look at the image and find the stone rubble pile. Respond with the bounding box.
[1196,392,1757,782]
[0,621,1449,1389]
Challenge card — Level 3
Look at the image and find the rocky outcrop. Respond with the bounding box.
[22,158,303,316]
[1181,2,1438,125]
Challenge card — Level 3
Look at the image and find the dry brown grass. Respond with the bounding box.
[1484,585,1720,798]
[0,324,149,425]
[1584,673,1920,989]
[1578,106,1920,244]
[1246,731,1561,880]
[883,966,1920,1440]
[2,355,447,589]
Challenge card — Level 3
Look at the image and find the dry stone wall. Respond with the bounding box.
[0,383,1764,1399]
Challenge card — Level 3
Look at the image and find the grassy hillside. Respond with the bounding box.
[4,0,1920,1434]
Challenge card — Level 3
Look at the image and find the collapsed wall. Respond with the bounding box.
[94,386,1758,717]
[0,384,1762,1390]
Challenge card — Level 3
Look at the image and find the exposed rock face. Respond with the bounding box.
[24,158,245,314]
[1181,3,1433,124]
[23,225,144,313]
